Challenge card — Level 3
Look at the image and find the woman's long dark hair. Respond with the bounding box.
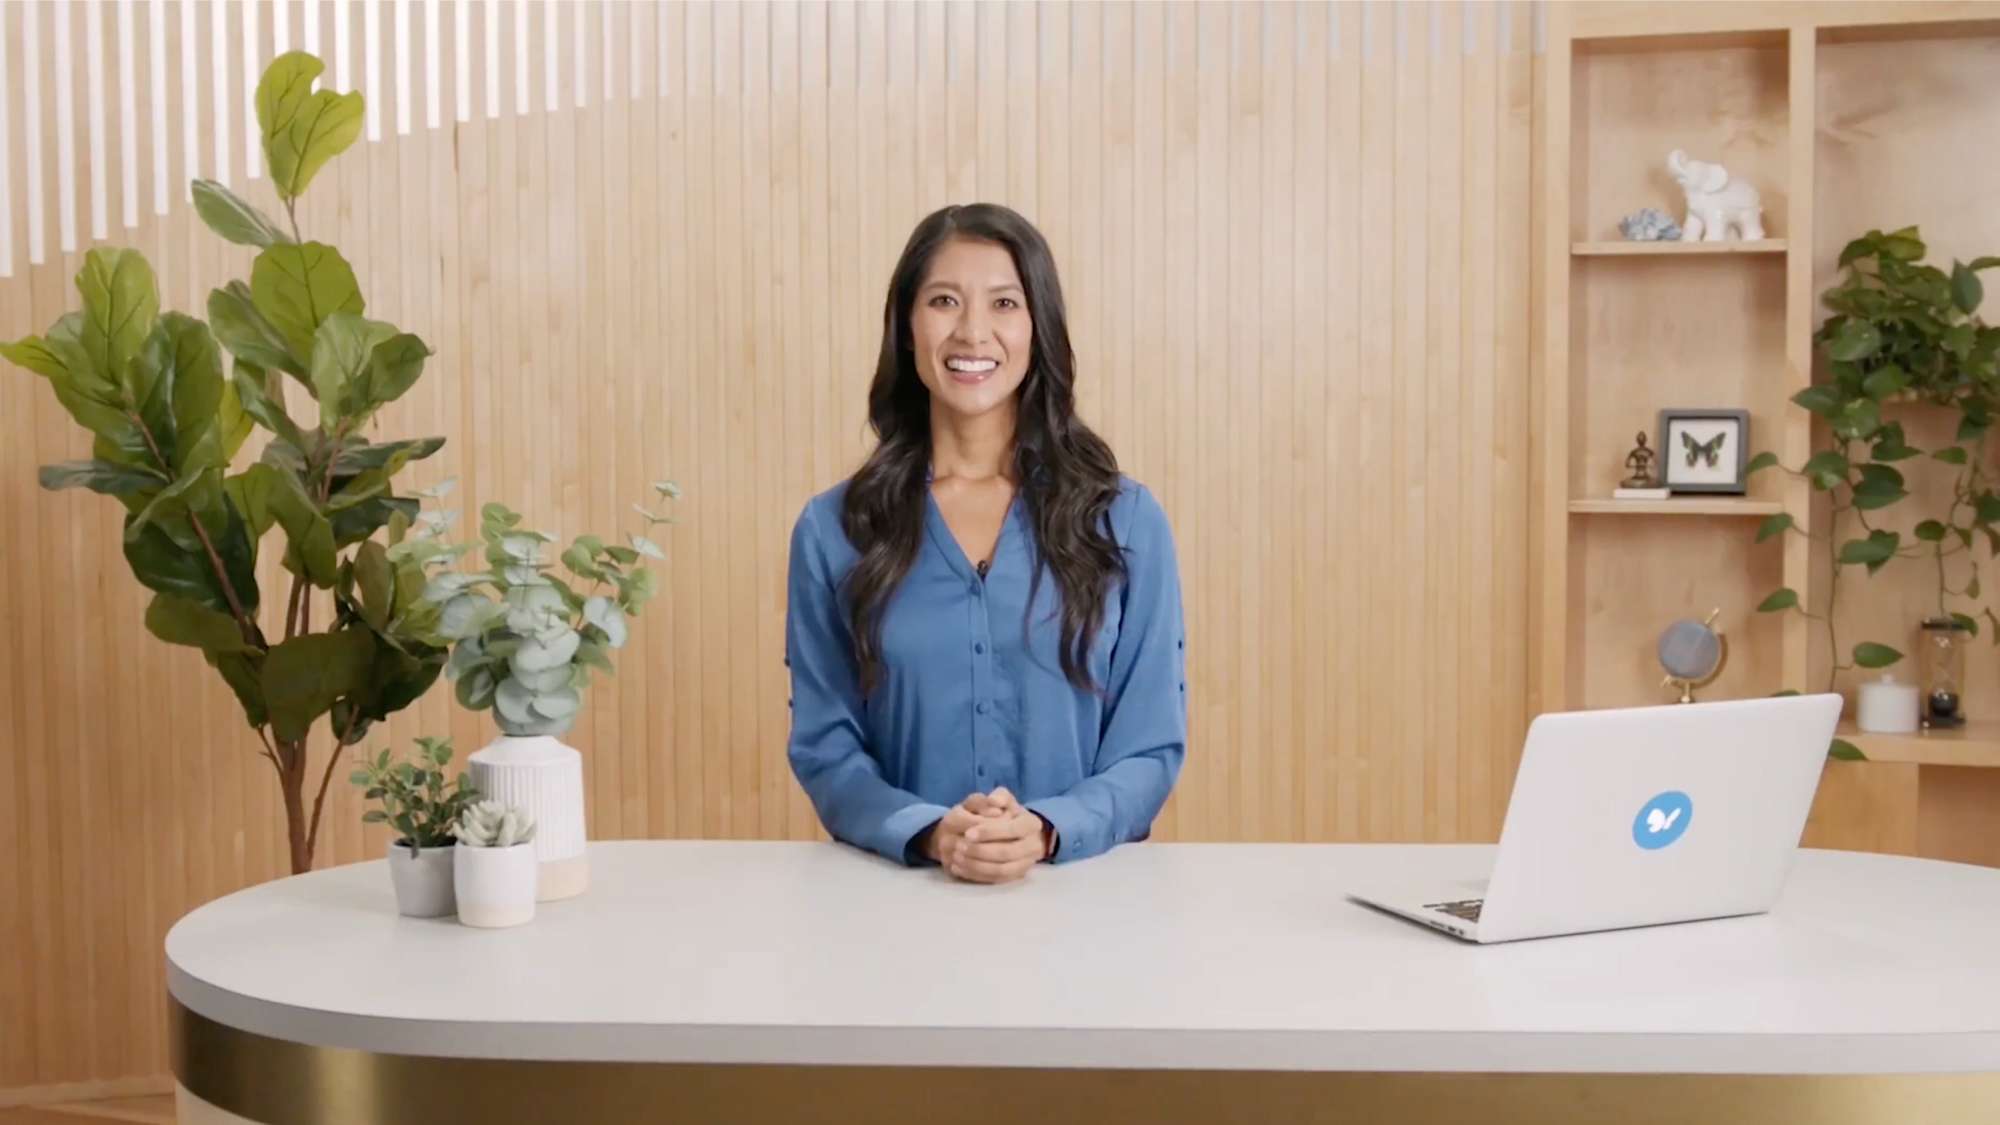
[840,203,1125,695]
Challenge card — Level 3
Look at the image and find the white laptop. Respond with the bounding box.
[1347,692,1844,943]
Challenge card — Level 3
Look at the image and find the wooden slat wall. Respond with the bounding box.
[0,0,1541,1094]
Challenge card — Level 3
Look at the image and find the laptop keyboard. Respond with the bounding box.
[1425,898,1484,923]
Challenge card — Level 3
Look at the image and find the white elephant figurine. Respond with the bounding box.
[1666,149,1765,241]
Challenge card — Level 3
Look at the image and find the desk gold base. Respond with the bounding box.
[171,1000,1998,1125]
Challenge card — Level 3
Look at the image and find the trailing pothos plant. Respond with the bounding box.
[1747,226,2000,757]
[1,51,454,873]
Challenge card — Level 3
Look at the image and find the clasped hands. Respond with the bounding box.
[922,787,1052,884]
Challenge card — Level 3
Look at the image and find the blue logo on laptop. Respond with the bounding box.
[1633,791,1693,850]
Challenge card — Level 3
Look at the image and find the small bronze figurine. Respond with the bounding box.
[1622,431,1659,489]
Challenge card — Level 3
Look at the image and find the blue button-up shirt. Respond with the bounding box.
[783,475,1187,865]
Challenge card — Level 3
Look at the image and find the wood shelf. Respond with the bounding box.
[1568,498,1785,516]
[1572,239,1788,257]
[1837,721,2000,769]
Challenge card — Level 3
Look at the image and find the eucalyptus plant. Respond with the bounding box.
[434,481,679,737]
[1748,226,2000,748]
[1,51,449,873]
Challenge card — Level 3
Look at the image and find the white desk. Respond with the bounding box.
[166,840,2000,1125]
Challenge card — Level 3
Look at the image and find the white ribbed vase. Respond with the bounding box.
[467,734,587,901]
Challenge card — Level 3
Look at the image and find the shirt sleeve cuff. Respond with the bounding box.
[880,802,952,866]
[1024,796,1092,864]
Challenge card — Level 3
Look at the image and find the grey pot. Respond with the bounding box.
[386,839,458,917]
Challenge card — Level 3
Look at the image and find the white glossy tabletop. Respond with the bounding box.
[165,840,2000,1074]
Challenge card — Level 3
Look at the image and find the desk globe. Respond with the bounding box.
[1659,609,1728,703]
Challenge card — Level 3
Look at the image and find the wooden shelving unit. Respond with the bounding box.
[1571,239,1789,257]
[1541,3,2000,869]
[1538,17,1805,713]
[1568,498,1784,517]
[1837,722,2000,769]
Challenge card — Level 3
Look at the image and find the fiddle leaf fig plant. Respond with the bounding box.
[1748,226,2000,751]
[1,50,447,874]
[435,480,680,737]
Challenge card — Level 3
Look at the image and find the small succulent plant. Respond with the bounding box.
[453,799,537,848]
[425,479,679,736]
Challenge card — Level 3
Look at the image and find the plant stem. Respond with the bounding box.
[304,708,360,870]
[285,197,302,244]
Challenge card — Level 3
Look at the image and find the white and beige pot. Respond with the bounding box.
[468,734,588,901]
[453,842,538,928]
[385,840,456,918]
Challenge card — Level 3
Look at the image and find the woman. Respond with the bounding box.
[783,202,1187,884]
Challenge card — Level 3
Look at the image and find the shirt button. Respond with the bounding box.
[976,701,990,715]
[974,642,986,654]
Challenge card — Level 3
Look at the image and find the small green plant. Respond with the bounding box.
[1748,226,2000,757]
[432,480,680,737]
[453,799,537,848]
[349,736,481,855]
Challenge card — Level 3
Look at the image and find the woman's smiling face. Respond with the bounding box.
[909,236,1033,422]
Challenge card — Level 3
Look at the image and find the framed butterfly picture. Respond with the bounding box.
[1658,408,1750,494]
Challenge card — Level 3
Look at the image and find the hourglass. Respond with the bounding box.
[1919,618,1970,728]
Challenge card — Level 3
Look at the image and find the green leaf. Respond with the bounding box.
[231,362,308,451]
[144,593,254,653]
[1976,492,2000,526]
[1833,398,1882,441]
[362,809,389,824]
[158,312,230,475]
[212,651,269,728]
[78,247,160,396]
[127,468,220,543]
[1951,612,1980,638]
[1755,512,1794,543]
[262,628,376,742]
[1,334,72,379]
[354,540,394,629]
[1946,323,1978,362]
[1871,439,1922,462]
[251,242,365,364]
[308,310,397,424]
[1952,261,1984,314]
[1826,319,1882,362]
[1742,451,1780,475]
[1801,450,1850,491]
[604,545,640,565]
[1932,445,1970,466]
[365,332,430,409]
[257,51,366,199]
[1828,740,1867,762]
[1915,520,1949,542]
[1862,364,1911,401]
[122,501,260,618]
[208,280,306,377]
[1970,573,1983,600]
[1958,413,1992,443]
[1755,588,1799,612]
[1791,384,1847,418]
[331,436,446,474]
[343,633,447,735]
[1851,476,1907,512]
[1837,532,1898,567]
[38,458,168,496]
[236,462,338,587]
[191,178,294,248]
[330,495,419,548]
[1853,642,1904,669]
